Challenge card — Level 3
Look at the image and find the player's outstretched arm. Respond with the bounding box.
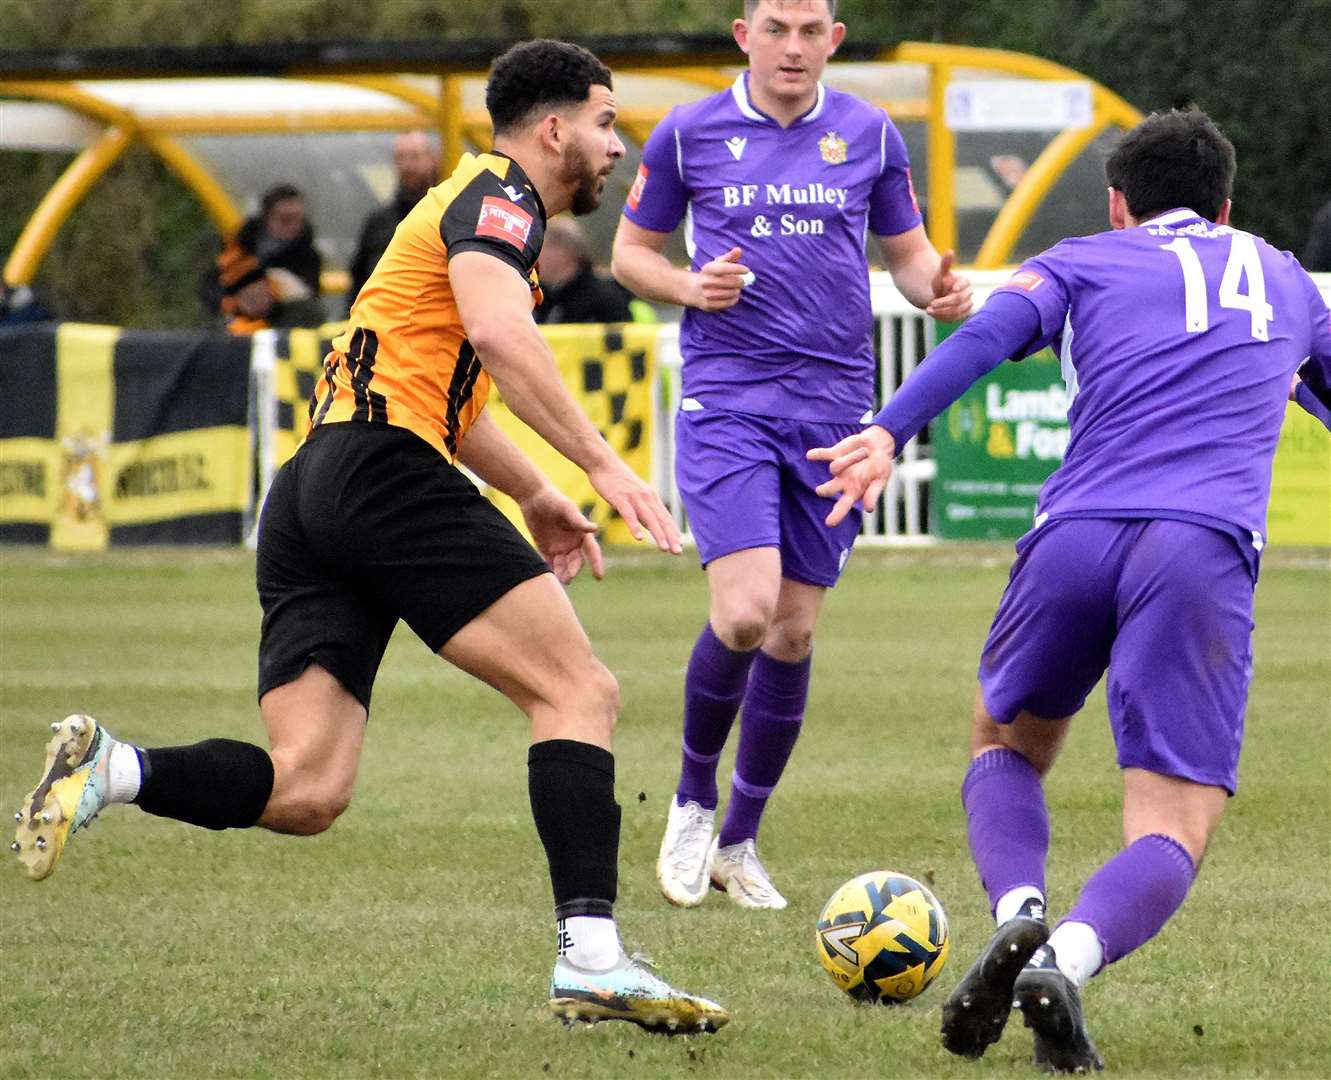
[455,411,604,584]
[878,225,973,321]
[807,425,897,527]
[611,218,751,312]
[451,250,681,555]
[806,292,1048,526]
[1292,374,1331,431]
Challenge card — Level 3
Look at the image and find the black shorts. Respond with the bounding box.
[255,422,550,710]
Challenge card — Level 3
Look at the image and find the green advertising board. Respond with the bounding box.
[930,341,1070,541]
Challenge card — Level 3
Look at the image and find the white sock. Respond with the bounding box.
[995,886,1045,925]
[558,916,621,971]
[106,741,142,804]
[1047,921,1104,987]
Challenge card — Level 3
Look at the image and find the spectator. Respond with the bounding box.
[535,215,636,324]
[203,184,324,333]
[1301,198,1331,272]
[346,131,440,307]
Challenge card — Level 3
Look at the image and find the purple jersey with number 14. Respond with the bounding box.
[996,208,1331,543]
[624,74,922,422]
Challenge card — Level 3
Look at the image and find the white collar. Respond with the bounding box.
[731,73,826,125]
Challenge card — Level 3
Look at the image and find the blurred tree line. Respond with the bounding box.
[2,0,1327,327]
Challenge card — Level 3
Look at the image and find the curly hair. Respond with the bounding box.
[485,40,614,136]
[1106,109,1236,222]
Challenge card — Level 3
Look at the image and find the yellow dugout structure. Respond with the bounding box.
[1,38,1142,294]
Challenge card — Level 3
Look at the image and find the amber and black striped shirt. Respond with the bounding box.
[312,151,546,459]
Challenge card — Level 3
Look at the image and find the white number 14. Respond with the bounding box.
[1161,233,1273,341]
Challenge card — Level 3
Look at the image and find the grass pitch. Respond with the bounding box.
[1,544,1328,1079]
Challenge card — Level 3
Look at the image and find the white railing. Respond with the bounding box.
[247,272,1328,550]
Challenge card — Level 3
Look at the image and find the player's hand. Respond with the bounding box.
[687,247,751,312]
[1289,372,1302,401]
[926,250,973,321]
[518,485,605,585]
[806,425,897,527]
[586,458,683,555]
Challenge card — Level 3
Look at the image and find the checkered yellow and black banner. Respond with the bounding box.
[485,323,656,545]
[270,321,657,545]
[0,323,251,549]
[269,322,343,465]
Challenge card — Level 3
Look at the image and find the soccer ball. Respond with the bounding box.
[815,870,950,1004]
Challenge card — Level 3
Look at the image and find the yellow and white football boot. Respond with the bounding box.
[12,714,112,881]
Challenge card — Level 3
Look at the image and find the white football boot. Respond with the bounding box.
[656,798,715,907]
[708,837,788,910]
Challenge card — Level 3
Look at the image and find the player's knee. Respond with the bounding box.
[591,661,620,724]
[763,620,814,661]
[568,659,619,739]
[711,606,772,652]
[267,783,352,835]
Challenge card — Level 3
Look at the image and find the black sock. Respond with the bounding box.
[135,739,274,830]
[528,739,620,919]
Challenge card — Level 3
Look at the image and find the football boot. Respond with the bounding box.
[12,714,112,880]
[549,953,729,1033]
[656,798,715,907]
[940,903,1049,1058]
[1014,945,1105,1073]
[708,837,787,910]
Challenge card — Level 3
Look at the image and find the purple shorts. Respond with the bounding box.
[674,408,863,587]
[979,516,1255,793]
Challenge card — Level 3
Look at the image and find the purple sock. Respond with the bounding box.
[1063,832,1196,967]
[962,748,1049,915]
[717,651,810,847]
[675,623,758,810]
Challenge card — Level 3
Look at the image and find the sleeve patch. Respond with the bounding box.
[1003,270,1045,292]
[476,197,534,249]
[627,163,649,211]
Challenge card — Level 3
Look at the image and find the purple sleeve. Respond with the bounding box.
[1297,271,1331,397]
[868,116,924,238]
[872,291,1045,448]
[1294,381,1331,430]
[988,244,1075,348]
[622,109,687,234]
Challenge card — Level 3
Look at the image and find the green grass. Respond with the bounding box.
[1,544,1328,1079]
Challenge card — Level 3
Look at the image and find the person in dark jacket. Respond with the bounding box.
[203,184,324,333]
[535,215,634,324]
[346,132,440,308]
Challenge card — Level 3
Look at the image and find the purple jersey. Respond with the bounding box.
[624,74,922,422]
[996,208,1331,543]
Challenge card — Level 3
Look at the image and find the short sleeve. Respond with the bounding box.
[622,109,688,234]
[988,241,1078,358]
[441,169,543,277]
[869,116,924,238]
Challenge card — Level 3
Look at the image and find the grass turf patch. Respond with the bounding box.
[1,545,1327,1078]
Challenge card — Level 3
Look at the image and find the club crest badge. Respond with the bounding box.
[819,131,848,165]
[59,431,106,525]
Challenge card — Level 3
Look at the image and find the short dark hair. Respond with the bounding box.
[260,184,303,216]
[485,39,613,136]
[1105,109,1236,222]
[744,0,838,19]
